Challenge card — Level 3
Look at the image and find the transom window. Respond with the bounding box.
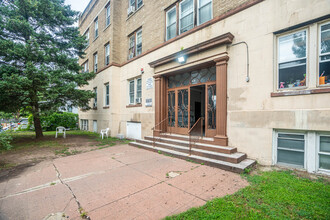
[319,22,330,86]
[278,30,307,89]
[128,29,142,59]
[166,0,212,41]
[168,66,216,88]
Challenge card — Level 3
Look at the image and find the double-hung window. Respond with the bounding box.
[198,0,212,25]
[136,30,142,56]
[94,17,98,38]
[128,78,142,105]
[93,87,97,108]
[128,29,142,59]
[93,53,98,72]
[319,22,330,86]
[166,6,177,41]
[81,119,89,131]
[179,0,194,34]
[129,80,135,104]
[84,30,89,47]
[105,4,111,27]
[278,30,307,89]
[104,83,109,106]
[128,0,142,11]
[105,43,110,65]
[82,60,88,73]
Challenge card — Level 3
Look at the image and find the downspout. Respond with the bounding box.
[229,41,250,82]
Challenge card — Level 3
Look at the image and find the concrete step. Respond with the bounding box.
[144,136,237,154]
[129,141,255,173]
[137,139,245,164]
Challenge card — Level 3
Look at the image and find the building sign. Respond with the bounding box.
[146,78,153,90]
[145,98,152,107]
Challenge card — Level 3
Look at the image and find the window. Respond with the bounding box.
[93,87,97,108]
[136,30,142,56]
[166,0,212,41]
[84,29,89,47]
[129,80,135,104]
[82,60,88,73]
[166,6,177,40]
[319,136,330,171]
[105,4,111,27]
[278,30,307,89]
[104,83,109,106]
[93,53,98,72]
[128,0,142,12]
[94,17,98,38]
[128,78,142,105]
[319,22,330,86]
[81,119,88,131]
[137,0,143,8]
[276,133,305,167]
[198,0,212,25]
[180,0,194,34]
[128,29,142,59]
[105,43,110,65]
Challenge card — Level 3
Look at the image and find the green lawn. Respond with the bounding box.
[166,171,330,220]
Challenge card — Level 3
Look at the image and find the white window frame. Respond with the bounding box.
[318,21,330,87]
[128,77,142,105]
[81,119,89,131]
[179,0,195,35]
[317,134,330,173]
[129,80,135,104]
[137,0,143,9]
[273,131,306,169]
[277,28,308,90]
[93,53,98,72]
[105,43,110,65]
[105,4,111,27]
[136,29,142,56]
[83,60,88,73]
[94,17,99,38]
[197,0,212,25]
[93,87,97,108]
[166,6,177,41]
[84,29,89,47]
[104,83,110,107]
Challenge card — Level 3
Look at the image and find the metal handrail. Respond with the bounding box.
[151,116,172,148]
[188,117,204,155]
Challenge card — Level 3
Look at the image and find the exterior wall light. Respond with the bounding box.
[177,55,186,64]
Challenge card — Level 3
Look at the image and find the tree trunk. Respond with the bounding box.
[32,105,43,139]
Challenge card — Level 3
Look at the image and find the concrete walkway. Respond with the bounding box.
[0,145,248,220]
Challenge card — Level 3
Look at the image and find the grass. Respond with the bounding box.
[165,171,330,220]
[54,147,81,156]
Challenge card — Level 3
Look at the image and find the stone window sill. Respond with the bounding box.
[271,88,330,97]
[103,106,109,109]
[126,104,142,108]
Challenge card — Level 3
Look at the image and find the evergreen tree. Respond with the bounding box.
[0,0,95,138]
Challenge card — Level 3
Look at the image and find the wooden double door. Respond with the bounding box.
[167,82,216,137]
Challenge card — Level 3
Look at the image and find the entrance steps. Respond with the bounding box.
[129,135,256,173]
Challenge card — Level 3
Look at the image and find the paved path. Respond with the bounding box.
[0,145,248,220]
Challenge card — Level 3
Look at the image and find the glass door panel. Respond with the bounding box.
[178,89,189,128]
[168,91,176,129]
[206,84,216,137]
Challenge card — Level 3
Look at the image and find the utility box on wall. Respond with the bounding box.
[126,121,141,140]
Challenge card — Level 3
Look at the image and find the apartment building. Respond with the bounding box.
[78,0,330,173]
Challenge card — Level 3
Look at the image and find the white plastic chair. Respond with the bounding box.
[55,126,66,138]
[100,128,109,139]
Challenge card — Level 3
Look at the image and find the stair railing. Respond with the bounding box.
[188,117,204,155]
[151,117,170,148]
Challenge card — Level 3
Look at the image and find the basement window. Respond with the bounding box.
[276,133,305,167]
[319,135,330,171]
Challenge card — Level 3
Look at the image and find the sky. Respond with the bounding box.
[65,0,90,12]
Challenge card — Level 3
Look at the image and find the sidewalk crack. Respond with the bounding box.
[53,163,91,220]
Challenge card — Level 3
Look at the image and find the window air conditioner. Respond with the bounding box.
[127,6,135,15]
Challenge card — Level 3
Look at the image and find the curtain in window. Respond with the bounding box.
[137,78,142,99]
[180,0,194,33]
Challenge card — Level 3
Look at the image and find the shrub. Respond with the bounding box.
[0,132,13,151]
[28,112,79,131]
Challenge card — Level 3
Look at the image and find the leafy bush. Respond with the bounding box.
[28,112,79,131]
[0,132,13,150]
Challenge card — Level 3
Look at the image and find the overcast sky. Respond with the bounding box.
[65,0,90,12]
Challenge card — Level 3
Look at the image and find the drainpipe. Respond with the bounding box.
[229,41,250,82]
